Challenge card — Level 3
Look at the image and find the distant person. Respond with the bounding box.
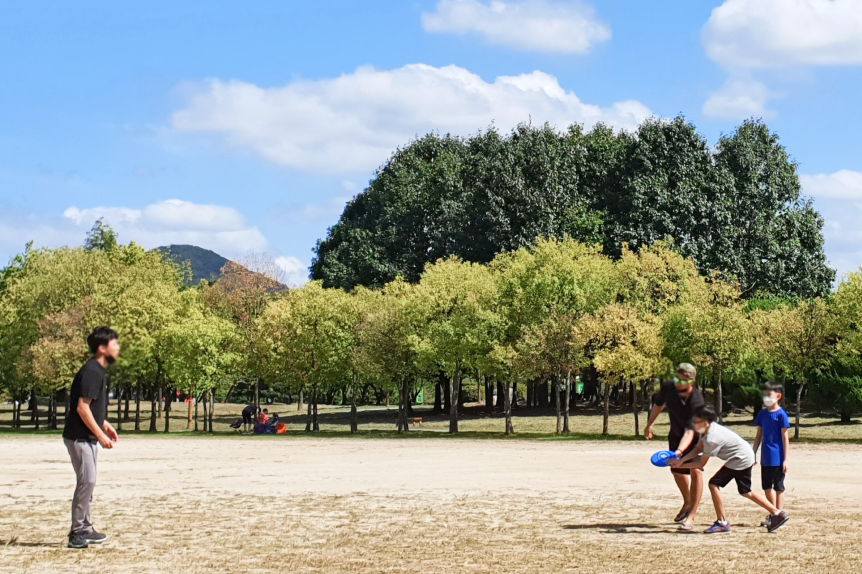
[645,363,705,530]
[62,327,120,549]
[753,382,791,526]
[241,404,257,432]
[260,408,270,425]
[670,405,789,533]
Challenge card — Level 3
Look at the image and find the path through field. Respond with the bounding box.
[1,436,861,573]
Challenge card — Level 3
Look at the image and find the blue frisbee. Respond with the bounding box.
[650,450,679,467]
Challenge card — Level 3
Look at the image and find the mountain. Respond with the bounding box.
[156,244,229,285]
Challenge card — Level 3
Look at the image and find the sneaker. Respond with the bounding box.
[67,532,89,549]
[760,515,770,527]
[673,509,691,524]
[767,511,789,533]
[84,530,108,544]
[704,521,732,534]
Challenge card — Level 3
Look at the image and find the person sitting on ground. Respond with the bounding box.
[260,408,269,425]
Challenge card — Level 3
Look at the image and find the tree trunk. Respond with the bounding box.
[305,391,313,433]
[554,376,562,435]
[313,398,319,432]
[397,378,410,434]
[538,381,549,407]
[209,390,215,433]
[484,376,493,415]
[449,372,460,434]
[124,393,130,421]
[298,387,304,412]
[114,386,121,431]
[164,388,171,433]
[495,379,506,413]
[563,372,571,434]
[795,383,803,440]
[149,389,157,432]
[602,381,611,436]
[504,381,514,435]
[433,377,444,414]
[715,367,724,423]
[12,400,18,430]
[350,373,359,434]
[202,393,209,433]
[512,379,518,409]
[135,390,141,431]
[632,382,640,437]
[157,386,163,419]
[194,392,200,432]
[254,379,260,424]
[526,382,533,409]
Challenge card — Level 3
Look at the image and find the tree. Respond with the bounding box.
[752,299,836,439]
[578,304,669,436]
[84,218,119,252]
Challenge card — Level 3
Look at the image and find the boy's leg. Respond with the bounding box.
[684,468,704,525]
[742,491,779,514]
[776,490,785,510]
[709,484,727,522]
[738,466,780,514]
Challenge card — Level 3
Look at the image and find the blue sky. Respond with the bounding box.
[2,0,861,284]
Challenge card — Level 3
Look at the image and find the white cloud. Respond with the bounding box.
[274,255,309,287]
[702,78,776,119]
[171,63,651,173]
[801,170,862,200]
[421,0,610,54]
[269,196,352,225]
[703,0,862,69]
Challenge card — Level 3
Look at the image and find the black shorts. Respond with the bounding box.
[709,465,753,495]
[668,433,700,476]
[761,466,786,492]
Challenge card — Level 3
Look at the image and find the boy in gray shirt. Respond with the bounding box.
[670,405,789,533]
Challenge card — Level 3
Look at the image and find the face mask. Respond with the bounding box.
[763,396,777,407]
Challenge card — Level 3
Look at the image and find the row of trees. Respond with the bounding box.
[312,118,834,300]
[2,223,860,439]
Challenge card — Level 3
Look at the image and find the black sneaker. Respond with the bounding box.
[67,532,89,549]
[84,530,108,544]
[767,511,789,533]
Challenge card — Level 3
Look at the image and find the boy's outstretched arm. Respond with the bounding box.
[781,427,790,473]
[752,427,763,464]
[670,439,704,468]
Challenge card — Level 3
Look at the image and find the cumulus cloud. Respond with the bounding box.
[274,255,309,287]
[421,0,610,54]
[801,170,862,201]
[702,78,776,119]
[171,63,651,173]
[703,0,862,69]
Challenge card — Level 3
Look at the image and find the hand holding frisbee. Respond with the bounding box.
[650,450,679,467]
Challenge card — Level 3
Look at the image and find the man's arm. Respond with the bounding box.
[752,427,763,464]
[645,405,664,440]
[77,398,113,449]
[675,428,696,456]
[672,438,704,465]
[781,426,789,473]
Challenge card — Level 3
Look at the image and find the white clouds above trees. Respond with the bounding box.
[421,0,610,54]
[171,63,650,174]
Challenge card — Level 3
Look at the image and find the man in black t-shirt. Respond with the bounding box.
[63,327,120,549]
[645,363,705,531]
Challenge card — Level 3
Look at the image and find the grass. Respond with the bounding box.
[3,399,862,442]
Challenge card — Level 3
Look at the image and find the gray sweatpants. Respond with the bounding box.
[64,438,98,534]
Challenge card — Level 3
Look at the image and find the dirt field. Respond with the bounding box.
[1,437,861,574]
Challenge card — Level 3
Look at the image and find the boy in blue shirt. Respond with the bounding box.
[753,382,791,525]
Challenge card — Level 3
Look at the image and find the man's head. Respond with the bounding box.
[87,326,120,364]
[675,363,697,395]
[693,404,716,434]
[763,382,784,408]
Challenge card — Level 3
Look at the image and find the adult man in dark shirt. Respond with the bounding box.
[645,363,705,530]
[63,326,120,549]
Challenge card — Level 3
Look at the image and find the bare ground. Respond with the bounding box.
[1,436,861,574]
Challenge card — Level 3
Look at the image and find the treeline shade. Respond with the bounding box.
[311,117,833,299]
[3,235,861,438]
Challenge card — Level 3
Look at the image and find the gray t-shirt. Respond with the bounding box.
[701,423,756,470]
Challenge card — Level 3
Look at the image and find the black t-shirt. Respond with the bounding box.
[242,404,256,416]
[63,359,108,442]
[653,379,705,439]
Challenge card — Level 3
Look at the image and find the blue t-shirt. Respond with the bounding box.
[755,408,791,467]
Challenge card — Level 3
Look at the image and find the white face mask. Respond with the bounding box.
[763,396,777,407]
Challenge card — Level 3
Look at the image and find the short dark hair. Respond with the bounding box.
[764,382,784,396]
[87,326,118,354]
[694,404,716,423]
